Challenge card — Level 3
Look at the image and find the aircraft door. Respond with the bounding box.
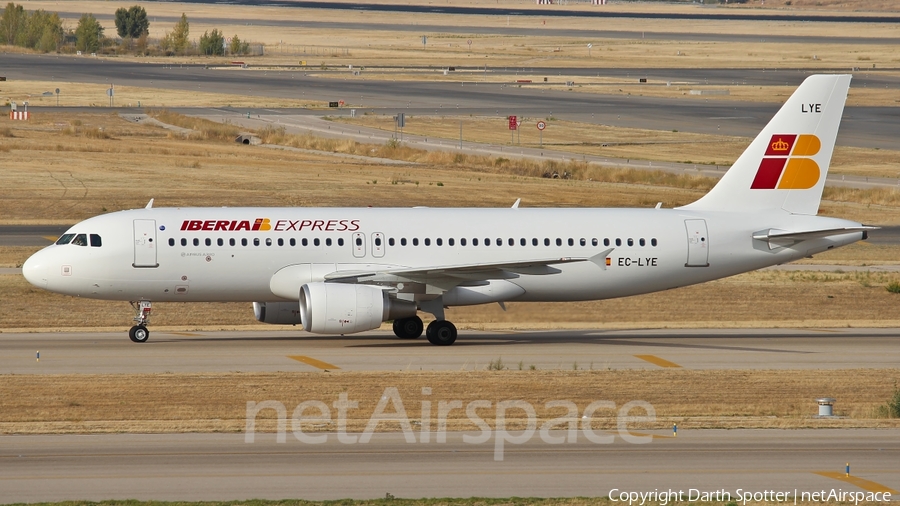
[684,219,709,267]
[352,232,366,258]
[372,232,385,258]
[133,219,159,268]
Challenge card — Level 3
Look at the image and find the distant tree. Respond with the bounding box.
[20,9,61,50]
[170,13,189,54]
[0,2,26,45]
[229,34,250,55]
[199,28,224,55]
[74,13,103,53]
[114,5,148,39]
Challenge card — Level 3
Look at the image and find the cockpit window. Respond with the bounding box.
[90,234,102,247]
[56,234,75,245]
[71,234,88,246]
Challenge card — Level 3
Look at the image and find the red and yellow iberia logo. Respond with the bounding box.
[180,218,271,231]
[750,134,821,190]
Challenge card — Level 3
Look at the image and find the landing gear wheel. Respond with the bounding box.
[426,320,457,346]
[129,325,150,343]
[393,316,424,339]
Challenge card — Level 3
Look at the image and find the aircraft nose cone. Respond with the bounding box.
[22,250,49,288]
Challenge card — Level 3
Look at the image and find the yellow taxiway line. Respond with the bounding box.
[634,354,682,368]
[288,355,339,370]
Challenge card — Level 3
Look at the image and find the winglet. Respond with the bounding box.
[145,198,154,209]
[589,248,615,270]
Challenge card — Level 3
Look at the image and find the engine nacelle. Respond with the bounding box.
[253,301,303,325]
[299,282,416,334]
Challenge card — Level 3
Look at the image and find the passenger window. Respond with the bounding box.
[231,238,236,246]
[604,238,610,247]
[181,238,187,247]
[449,238,455,246]
[375,237,382,246]
[72,234,88,246]
[253,238,260,246]
[532,238,538,246]
[568,238,574,246]
[651,238,658,247]
[289,238,295,246]
[413,238,419,246]
[193,238,200,247]
[356,237,362,246]
[266,238,273,246]
[242,238,248,246]
[314,238,320,246]
[338,238,344,246]
[544,238,550,246]
[205,238,212,247]
[389,238,395,246]
[277,238,284,246]
[592,238,598,247]
[401,238,407,246]
[556,238,562,246]
[217,238,224,247]
[627,238,634,246]
[302,238,308,246]
[580,238,586,246]
[615,238,622,246]
[496,238,502,246]
[56,234,75,245]
[436,238,442,246]
[168,238,175,247]
[473,238,478,246]
[509,238,515,246]
[425,238,431,246]
[461,238,466,246]
[640,238,646,246]
[484,238,490,247]
[326,238,332,246]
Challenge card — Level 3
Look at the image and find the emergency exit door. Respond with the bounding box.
[684,219,709,267]
[133,219,159,268]
[352,232,366,258]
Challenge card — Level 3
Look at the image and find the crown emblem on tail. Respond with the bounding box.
[770,138,791,152]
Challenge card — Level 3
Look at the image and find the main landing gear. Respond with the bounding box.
[391,315,458,345]
[128,300,152,343]
[393,315,424,339]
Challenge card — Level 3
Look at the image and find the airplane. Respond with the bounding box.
[22,74,874,345]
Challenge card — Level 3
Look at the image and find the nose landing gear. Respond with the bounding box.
[129,300,152,343]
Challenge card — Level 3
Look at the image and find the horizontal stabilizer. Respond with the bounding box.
[752,226,877,242]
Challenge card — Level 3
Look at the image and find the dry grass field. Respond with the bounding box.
[15,0,900,72]
[333,114,900,180]
[0,80,323,109]
[2,369,898,434]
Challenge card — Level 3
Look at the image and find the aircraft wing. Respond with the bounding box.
[324,249,614,288]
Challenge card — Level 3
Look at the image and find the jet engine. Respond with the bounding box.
[299,282,416,334]
[253,301,304,325]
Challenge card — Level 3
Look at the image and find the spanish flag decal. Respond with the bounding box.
[750,134,821,190]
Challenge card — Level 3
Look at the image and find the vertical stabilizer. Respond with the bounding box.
[680,74,851,215]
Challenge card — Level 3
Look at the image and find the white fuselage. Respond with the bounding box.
[22,206,864,305]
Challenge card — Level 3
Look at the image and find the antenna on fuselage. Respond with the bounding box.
[511,198,521,209]
[145,199,154,209]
